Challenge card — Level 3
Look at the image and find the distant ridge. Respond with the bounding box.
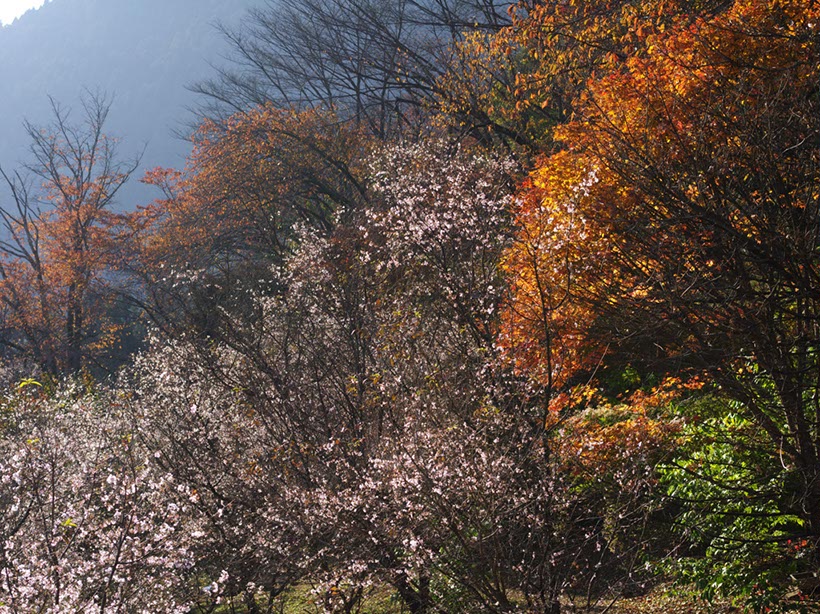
[0,0,262,207]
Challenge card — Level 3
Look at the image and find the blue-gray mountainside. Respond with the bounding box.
[0,0,261,207]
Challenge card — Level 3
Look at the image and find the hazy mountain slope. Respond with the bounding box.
[0,0,262,206]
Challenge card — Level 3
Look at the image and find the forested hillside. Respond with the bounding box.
[0,0,260,205]
[0,0,816,612]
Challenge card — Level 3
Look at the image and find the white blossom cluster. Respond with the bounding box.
[0,141,654,612]
[0,384,195,612]
[117,141,587,611]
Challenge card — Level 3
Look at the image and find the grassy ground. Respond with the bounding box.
[599,590,739,613]
[207,583,747,614]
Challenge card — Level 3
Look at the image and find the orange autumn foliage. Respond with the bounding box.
[499,152,616,394]
[0,98,137,374]
[555,377,705,479]
[507,0,746,124]
[139,105,372,277]
[492,0,820,548]
[499,0,818,391]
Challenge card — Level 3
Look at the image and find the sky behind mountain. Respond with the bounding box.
[0,0,46,26]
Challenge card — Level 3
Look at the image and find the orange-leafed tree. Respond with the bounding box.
[142,105,369,266]
[500,152,618,415]
[134,104,372,336]
[585,0,819,561]
[503,0,820,570]
[508,0,702,134]
[563,0,818,495]
[0,96,138,375]
[481,2,820,606]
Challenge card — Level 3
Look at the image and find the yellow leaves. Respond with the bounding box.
[433,28,521,124]
[60,517,78,530]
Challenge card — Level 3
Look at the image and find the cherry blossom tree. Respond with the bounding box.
[0,381,196,613]
[123,140,664,612]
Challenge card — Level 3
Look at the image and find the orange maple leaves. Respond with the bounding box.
[499,153,613,394]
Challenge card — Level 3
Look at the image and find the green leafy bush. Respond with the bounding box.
[660,397,815,612]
